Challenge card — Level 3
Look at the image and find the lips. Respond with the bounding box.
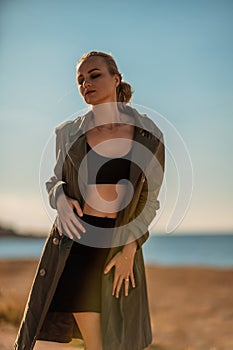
[85,90,95,96]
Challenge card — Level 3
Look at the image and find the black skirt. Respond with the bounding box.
[49,214,116,313]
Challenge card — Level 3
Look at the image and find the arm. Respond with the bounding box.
[45,127,67,210]
[45,125,85,237]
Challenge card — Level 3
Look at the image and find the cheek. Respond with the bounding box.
[79,85,84,95]
[102,80,115,92]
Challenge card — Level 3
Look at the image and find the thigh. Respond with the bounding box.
[73,312,102,349]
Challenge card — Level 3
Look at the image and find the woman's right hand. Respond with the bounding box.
[56,193,86,239]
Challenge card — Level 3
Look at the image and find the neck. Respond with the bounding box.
[91,102,123,128]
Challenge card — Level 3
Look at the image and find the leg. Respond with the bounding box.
[73,312,103,350]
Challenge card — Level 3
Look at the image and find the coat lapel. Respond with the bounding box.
[65,110,93,184]
[126,105,159,186]
[66,133,88,185]
[129,126,157,187]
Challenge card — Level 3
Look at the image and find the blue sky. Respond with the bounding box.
[0,0,232,234]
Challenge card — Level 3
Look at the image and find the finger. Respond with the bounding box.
[112,274,120,296]
[63,221,81,240]
[68,220,82,239]
[62,222,74,239]
[115,277,124,299]
[130,271,136,288]
[56,216,66,237]
[71,215,86,233]
[104,259,115,275]
[71,200,83,217]
[124,277,130,296]
[57,217,63,236]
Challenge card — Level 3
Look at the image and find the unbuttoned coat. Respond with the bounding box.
[14,105,165,350]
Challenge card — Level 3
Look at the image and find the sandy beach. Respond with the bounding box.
[0,260,233,350]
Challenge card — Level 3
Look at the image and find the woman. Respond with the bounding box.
[14,51,165,350]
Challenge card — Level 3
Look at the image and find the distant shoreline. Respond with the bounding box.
[0,234,45,239]
[1,232,233,238]
[1,234,233,268]
[1,220,233,239]
[0,224,46,238]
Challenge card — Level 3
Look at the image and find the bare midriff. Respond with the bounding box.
[83,183,128,218]
[83,115,134,218]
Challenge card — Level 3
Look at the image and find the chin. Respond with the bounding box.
[86,99,104,106]
[84,96,99,105]
[84,94,115,106]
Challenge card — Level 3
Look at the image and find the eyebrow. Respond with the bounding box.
[77,68,101,78]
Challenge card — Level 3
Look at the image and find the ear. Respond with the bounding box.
[114,74,121,88]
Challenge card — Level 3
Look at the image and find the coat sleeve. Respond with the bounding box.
[128,133,165,250]
[45,127,67,210]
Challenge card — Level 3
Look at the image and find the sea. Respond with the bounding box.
[0,234,233,268]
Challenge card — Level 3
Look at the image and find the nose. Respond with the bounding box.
[83,80,92,88]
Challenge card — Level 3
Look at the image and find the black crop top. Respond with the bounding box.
[86,142,132,184]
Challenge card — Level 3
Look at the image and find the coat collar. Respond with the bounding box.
[69,105,149,136]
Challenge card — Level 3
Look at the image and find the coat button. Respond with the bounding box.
[53,237,59,245]
[39,268,46,277]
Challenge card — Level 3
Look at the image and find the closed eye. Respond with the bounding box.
[92,74,101,79]
[78,74,101,85]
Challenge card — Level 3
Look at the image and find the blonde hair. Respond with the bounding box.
[76,51,133,103]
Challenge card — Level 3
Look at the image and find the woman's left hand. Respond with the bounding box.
[104,241,137,298]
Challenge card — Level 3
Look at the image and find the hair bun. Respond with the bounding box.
[117,80,133,103]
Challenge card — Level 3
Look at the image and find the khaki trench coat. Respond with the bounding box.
[14,105,165,350]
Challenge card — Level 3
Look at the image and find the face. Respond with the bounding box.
[76,56,120,105]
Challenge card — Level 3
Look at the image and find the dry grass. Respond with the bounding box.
[0,290,24,326]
